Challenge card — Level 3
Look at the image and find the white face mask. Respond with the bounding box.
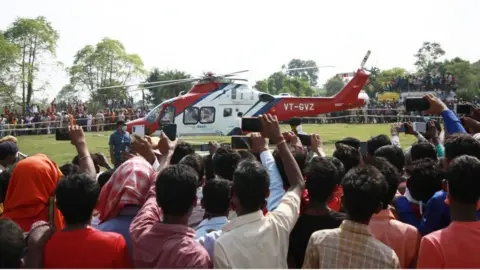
[122,126,127,132]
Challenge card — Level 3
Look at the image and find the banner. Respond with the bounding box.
[377,92,400,101]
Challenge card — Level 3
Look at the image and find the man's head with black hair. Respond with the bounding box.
[368,157,400,209]
[213,146,242,181]
[116,120,126,132]
[0,219,25,268]
[410,142,437,161]
[170,141,195,165]
[324,156,346,180]
[273,145,307,188]
[237,150,257,162]
[341,165,387,223]
[155,164,198,218]
[366,134,392,160]
[72,155,100,174]
[333,143,360,173]
[97,169,115,189]
[179,153,205,186]
[55,173,100,225]
[447,155,480,207]
[406,158,443,203]
[305,157,340,204]
[59,163,80,176]
[336,137,361,150]
[232,160,269,215]
[374,145,405,172]
[445,134,480,165]
[202,178,231,216]
[203,154,214,180]
[0,170,11,203]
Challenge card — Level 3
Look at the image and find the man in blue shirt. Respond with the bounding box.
[109,121,131,168]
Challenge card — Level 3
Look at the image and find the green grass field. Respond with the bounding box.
[15,124,417,165]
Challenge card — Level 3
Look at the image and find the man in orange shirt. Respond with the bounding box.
[43,173,131,268]
[417,154,480,268]
[368,157,421,268]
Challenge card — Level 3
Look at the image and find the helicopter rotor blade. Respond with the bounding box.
[360,50,371,69]
[95,77,200,91]
[128,80,196,92]
[216,70,249,77]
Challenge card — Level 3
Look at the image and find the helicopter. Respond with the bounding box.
[98,51,371,136]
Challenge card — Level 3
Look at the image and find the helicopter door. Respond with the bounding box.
[157,106,175,127]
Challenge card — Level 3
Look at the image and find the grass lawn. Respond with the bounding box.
[16,124,417,166]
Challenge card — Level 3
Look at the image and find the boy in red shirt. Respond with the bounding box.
[43,173,131,268]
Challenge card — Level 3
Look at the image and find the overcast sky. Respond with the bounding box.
[1,0,479,101]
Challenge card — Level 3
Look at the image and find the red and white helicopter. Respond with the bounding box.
[105,51,371,136]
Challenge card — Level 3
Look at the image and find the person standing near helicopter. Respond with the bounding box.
[289,117,305,135]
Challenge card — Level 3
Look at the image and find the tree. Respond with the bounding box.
[414,41,445,75]
[69,37,146,102]
[440,57,478,90]
[145,68,192,105]
[281,77,314,96]
[56,84,78,102]
[0,33,20,105]
[284,59,319,86]
[323,76,345,96]
[4,16,59,111]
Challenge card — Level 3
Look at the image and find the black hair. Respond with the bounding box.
[374,145,405,172]
[97,169,115,189]
[410,142,437,161]
[213,146,242,181]
[305,157,340,203]
[116,120,125,127]
[325,156,346,180]
[179,153,205,186]
[368,157,400,209]
[446,155,480,204]
[336,137,361,149]
[237,150,257,162]
[0,219,25,269]
[202,178,231,215]
[333,144,360,172]
[289,117,301,126]
[367,134,392,156]
[55,173,100,225]
[59,163,80,176]
[273,145,307,189]
[203,154,215,180]
[0,170,11,203]
[232,160,269,212]
[341,165,388,223]
[155,164,198,216]
[445,133,480,162]
[406,158,443,203]
[72,155,100,174]
[170,141,195,165]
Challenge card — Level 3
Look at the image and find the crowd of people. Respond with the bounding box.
[1,93,480,268]
[381,73,457,92]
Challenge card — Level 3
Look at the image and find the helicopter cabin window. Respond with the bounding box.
[183,107,199,125]
[159,106,175,124]
[223,108,232,117]
[200,107,215,124]
[231,88,237,100]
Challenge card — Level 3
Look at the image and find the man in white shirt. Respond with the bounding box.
[213,114,305,268]
[87,113,93,132]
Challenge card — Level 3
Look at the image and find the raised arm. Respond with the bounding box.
[69,125,96,178]
[260,114,305,196]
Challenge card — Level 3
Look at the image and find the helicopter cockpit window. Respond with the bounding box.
[160,106,175,124]
[146,105,162,123]
[223,108,232,117]
[200,107,215,124]
[183,107,199,125]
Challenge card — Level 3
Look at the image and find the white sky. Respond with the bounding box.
[1,0,479,101]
